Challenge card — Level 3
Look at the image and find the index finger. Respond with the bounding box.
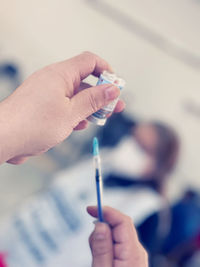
[87,206,138,244]
[60,51,113,81]
[87,206,132,227]
[87,206,147,264]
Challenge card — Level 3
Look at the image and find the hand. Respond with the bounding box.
[87,206,148,267]
[0,52,124,164]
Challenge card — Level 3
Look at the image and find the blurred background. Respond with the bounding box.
[0,0,200,266]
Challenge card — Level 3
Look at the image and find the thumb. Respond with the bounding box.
[70,84,120,125]
[89,223,113,267]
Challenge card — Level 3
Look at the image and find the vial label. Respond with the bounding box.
[96,76,119,113]
[88,71,125,125]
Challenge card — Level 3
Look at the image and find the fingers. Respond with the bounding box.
[87,206,133,228]
[105,100,125,119]
[87,206,148,266]
[113,100,125,113]
[87,206,138,249]
[114,244,148,267]
[75,81,92,94]
[78,83,125,115]
[69,84,120,125]
[66,51,113,81]
[89,222,113,267]
[7,156,29,165]
[54,52,113,91]
[73,120,88,131]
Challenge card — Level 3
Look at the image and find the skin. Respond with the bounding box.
[132,124,158,177]
[0,52,125,164]
[133,124,158,157]
[87,206,148,267]
[0,51,148,266]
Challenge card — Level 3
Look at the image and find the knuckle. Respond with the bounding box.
[116,246,130,260]
[44,64,58,74]
[82,51,98,67]
[91,241,110,257]
[88,91,98,112]
[82,51,96,58]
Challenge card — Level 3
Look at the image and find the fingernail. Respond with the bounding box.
[105,86,120,101]
[94,224,107,240]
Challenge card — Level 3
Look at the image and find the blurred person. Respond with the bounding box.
[0,52,148,266]
[96,114,179,265]
[13,113,178,266]
[98,113,179,195]
[93,114,179,224]
[5,112,177,266]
